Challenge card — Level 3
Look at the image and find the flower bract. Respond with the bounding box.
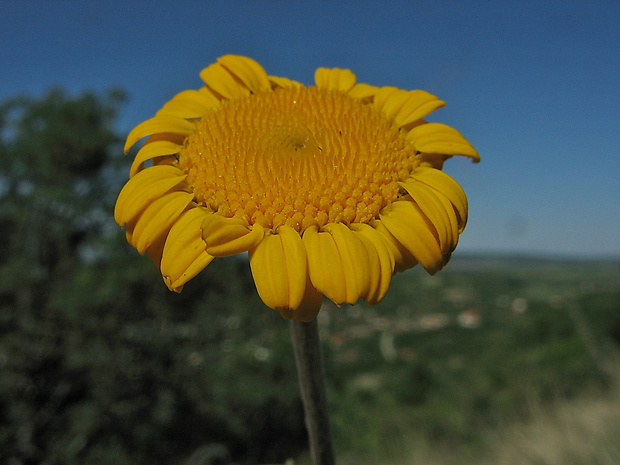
[114,55,479,321]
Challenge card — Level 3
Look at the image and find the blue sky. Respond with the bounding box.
[2,1,619,258]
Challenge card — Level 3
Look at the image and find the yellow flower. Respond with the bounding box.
[114,55,479,322]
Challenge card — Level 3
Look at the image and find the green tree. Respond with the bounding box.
[0,89,305,465]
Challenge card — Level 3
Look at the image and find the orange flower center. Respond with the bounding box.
[179,86,418,232]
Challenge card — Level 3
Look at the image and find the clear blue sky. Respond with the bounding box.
[2,1,619,258]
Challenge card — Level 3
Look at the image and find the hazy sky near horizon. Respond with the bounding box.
[2,1,619,258]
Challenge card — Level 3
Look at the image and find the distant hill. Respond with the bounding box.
[446,252,620,271]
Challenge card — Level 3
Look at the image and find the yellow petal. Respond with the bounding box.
[197,87,223,106]
[145,233,166,267]
[199,60,251,100]
[156,89,220,119]
[406,123,479,161]
[302,225,347,305]
[249,226,307,311]
[392,90,446,127]
[114,165,187,226]
[352,227,382,304]
[429,187,461,249]
[347,83,380,100]
[314,67,357,92]
[351,223,395,304]
[124,115,194,153]
[399,180,456,254]
[124,218,166,267]
[374,87,446,127]
[278,275,323,322]
[418,153,451,170]
[268,75,304,89]
[130,140,183,177]
[277,226,310,309]
[372,86,406,121]
[201,215,264,256]
[411,167,468,231]
[249,232,290,310]
[370,219,418,273]
[217,55,272,94]
[323,223,370,305]
[142,131,187,147]
[161,207,215,292]
[379,201,446,275]
[131,190,194,254]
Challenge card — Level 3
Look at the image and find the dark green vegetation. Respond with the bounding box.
[1,90,619,465]
[324,258,620,464]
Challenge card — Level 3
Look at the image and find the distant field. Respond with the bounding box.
[3,253,618,465]
[313,255,620,465]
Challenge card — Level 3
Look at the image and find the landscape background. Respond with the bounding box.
[1,59,619,465]
[1,2,619,464]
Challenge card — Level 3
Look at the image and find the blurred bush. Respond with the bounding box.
[0,89,305,465]
[1,89,618,465]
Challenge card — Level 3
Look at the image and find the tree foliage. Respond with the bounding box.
[3,88,617,465]
[0,89,305,465]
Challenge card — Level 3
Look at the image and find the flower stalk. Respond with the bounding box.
[290,318,336,465]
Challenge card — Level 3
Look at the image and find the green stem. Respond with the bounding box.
[290,319,336,465]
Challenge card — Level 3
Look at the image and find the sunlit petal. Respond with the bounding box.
[202,215,265,256]
[130,140,183,177]
[314,67,357,92]
[279,275,323,322]
[269,75,304,89]
[407,122,480,162]
[249,226,307,312]
[393,90,446,127]
[114,165,187,226]
[156,89,220,119]
[303,225,347,305]
[399,180,456,253]
[380,201,445,275]
[218,55,272,94]
[124,116,194,153]
[411,167,468,231]
[161,207,215,292]
[132,191,194,254]
[351,223,395,303]
[347,83,380,100]
[324,223,370,305]
[200,59,252,99]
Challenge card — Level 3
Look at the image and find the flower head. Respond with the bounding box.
[114,55,479,321]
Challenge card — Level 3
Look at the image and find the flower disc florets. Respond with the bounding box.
[114,55,479,321]
[181,86,417,233]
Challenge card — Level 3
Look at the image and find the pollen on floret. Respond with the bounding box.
[178,85,420,233]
